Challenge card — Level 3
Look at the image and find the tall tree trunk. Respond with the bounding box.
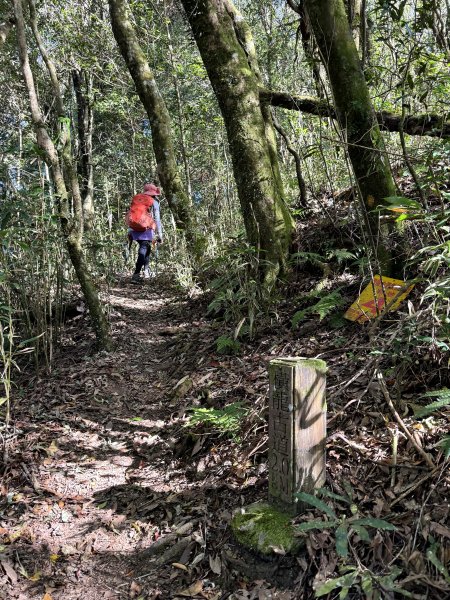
[430,3,450,59]
[287,0,324,97]
[304,0,397,274]
[72,69,95,230]
[345,0,370,65]
[163,0,192,198]
[180,0,294,288]
[108,0,199,252]
[344,0,362,50]
[14,0,110,350]
[360,0,370,69]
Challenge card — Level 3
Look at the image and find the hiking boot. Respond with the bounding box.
[143,269,151,279]
[131,272,141,283]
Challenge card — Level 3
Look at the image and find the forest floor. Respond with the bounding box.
[0,268,449,600]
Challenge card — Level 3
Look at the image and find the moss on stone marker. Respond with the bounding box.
[231,502,299,556]
[269,357,328,375]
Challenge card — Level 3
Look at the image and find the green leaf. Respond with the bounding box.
[216,335,241,355]
[376,566,404,591]
[316,572,357,597]
[292,290,344,328]
[296,492,337,519]
[318,488,351,504]
[327,249,356,264]
[426,546,450,582]
[438,435,450,458]
[315,292,343,321]
[354,518,396,531]
[186,402,247,439]
[384,196,422,210]
[342,481,354,501]
[351,523,371,542]
[390,588,419,598]
[421,388,450,399]
[315,577,344,597]
[291,308,308,328]
[335,522,349,558]
[297,519,339,531]
[361,572,373,595]
[414,396,450,418]
[17,333,45,348]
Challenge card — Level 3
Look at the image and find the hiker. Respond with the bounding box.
[126,182,163,281]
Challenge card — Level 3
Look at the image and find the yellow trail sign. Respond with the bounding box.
[344,275,414,323]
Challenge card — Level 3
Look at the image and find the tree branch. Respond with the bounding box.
[271,109,308,207]
[285,0,301,15]
[260,88,450,139]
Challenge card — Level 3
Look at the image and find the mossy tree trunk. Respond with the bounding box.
[108,0,199,252]
[162,0,192,198]
[304,0,397,274]
[14,0,111,351]
[180,0,294,289]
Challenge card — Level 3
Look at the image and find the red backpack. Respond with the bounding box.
[126,194,156,232]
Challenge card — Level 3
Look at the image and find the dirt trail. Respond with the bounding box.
[2,276,448,600]
[1,277,293,600]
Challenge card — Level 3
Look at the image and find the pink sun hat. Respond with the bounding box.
[143,183,161,196]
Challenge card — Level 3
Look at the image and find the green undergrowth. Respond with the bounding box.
[185,401,248,441]
[296,485,450,598]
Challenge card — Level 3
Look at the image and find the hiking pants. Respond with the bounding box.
[134,240,152,273]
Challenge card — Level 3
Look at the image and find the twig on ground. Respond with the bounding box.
[390,467,440,508]
[377,371,435,470]
[328,364,370,396]
[328,360,380,423]
[245,436,267,460]
[391,426,399,487]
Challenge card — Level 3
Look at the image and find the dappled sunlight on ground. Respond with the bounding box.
[1,275,448,599]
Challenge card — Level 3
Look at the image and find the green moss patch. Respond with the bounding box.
[231,502,298,556]
[269,357,328,374]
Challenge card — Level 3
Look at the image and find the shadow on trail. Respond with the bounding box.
[2,277,281,600]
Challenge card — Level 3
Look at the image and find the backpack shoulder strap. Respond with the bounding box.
[132,194,154,206]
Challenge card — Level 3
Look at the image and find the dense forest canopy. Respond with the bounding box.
[0,0,449,598]
[1,0,449,335]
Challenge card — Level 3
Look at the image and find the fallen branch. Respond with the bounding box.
[260,89,450,139]
[376,371,436,470]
